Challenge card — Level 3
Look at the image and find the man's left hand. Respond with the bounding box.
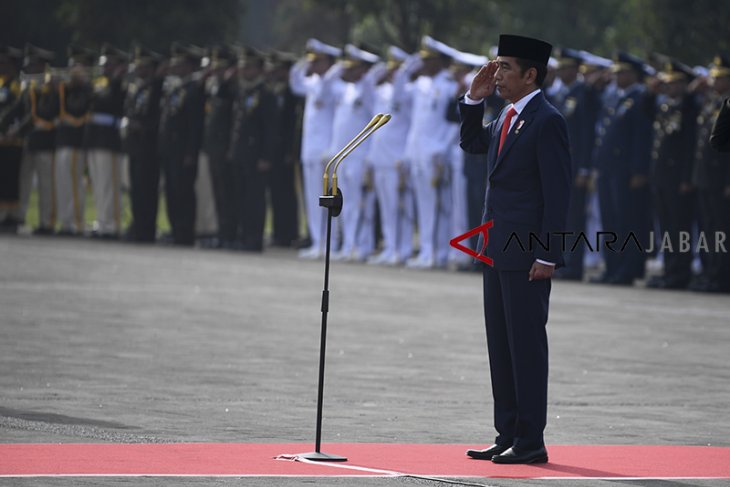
[529,261,554,281]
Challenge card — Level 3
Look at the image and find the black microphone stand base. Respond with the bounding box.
[298,451,348,462]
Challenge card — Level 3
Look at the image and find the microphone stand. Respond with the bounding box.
[297,114,391,461]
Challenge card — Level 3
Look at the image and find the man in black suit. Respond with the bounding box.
[459,35,571,464]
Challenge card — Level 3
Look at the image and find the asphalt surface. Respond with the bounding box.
[1,234,729,486]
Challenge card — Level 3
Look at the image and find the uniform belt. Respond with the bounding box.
[33,119,56,130]
[89,113,119,127]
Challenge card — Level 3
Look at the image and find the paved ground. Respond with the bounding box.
[1,235,729,486]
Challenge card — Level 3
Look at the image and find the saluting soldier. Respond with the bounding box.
[228,47,277,251]
[289,38,342,260]
[158,44,205,246]
[405,36,458,269]
[326,44,384,262]
[366,46,419,266]
[591,52,654,285]
[0,46,24,232]
[200,45,238,249]
[690,55,730,293]
[55,46,94,236]
[85,44,128,238]
[267,50,303,248]
[447,49,489,270]
[645,60,699,289]
[550,48,599,281]
[123,47,163,243]
[13,45,59,234]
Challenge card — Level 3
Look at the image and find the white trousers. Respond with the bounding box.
[449,150,470,263]
[195,152,218,236]
[373,165,414,260]
[87,149,122,235]
[338,159,373,257]
[56,147,87,233]
[411,160,451,265]
[302,158,328,251]
[18,149,56,229]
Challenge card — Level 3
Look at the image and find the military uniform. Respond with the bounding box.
[646,61,699,289]
[228,48,277,251]
[691,55,730,293]
[200,46,237,247]
[446,50,491,268]
[326,44,384,261]
[550,48,599,280]
[289,39,342,259]
[158,44,206,246]
[268,51,303,248]
[123,48,163,242]
[12,45,59,233]
[85,45,128,237]
[592,53,653,285]
[367,47,418,265]
[55,47,94,235]
[0,46,24,231]
[405,36,458,269]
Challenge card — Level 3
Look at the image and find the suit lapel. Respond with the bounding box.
[490,92,544,176]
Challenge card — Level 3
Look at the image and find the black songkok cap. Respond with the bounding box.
[497,34,552,66]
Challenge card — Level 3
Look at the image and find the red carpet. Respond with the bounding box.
[1,443,729,479]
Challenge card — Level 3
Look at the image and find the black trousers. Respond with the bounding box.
[698,187,730,288]
[598,172,651,280]
[235,162,267,251]
[207,152,237,245]
[483,265,551,450]
[0,146,23,219]
[270,159,299,245]
[128,137,160,242]
[163,154,197,246]
[653,184,695,286]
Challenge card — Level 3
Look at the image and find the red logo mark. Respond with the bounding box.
[449,220,495,266]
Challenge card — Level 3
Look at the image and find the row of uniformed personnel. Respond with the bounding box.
[0,42,301,250]
[291,37,730,292]
[1,40,729,289]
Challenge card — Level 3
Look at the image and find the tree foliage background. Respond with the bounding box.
[2,0,728,65]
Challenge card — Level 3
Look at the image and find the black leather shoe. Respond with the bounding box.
[466,444,509,460]
[491,446,548,464]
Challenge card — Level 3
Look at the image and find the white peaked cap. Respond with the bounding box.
[387,45,409,62]
[453,50,488,67]
[578,50,612,68]
[344,44,380,64]
[420,35,458,59]
[306,38,342,58]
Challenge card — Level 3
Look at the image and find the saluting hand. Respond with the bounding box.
[468,61,498,100]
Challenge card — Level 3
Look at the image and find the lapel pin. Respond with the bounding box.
[515,119,525,134]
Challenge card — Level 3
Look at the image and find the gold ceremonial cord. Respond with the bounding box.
[331,114,391,195]
[322,113,384,195]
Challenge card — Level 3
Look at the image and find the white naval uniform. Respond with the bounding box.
[87,145,122,235]
[55,143,86,233]
[325,65,384,260]
[289,61,341,254]
[18,148,56,230]
[405,69,458,267]
[367,64,417,263]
